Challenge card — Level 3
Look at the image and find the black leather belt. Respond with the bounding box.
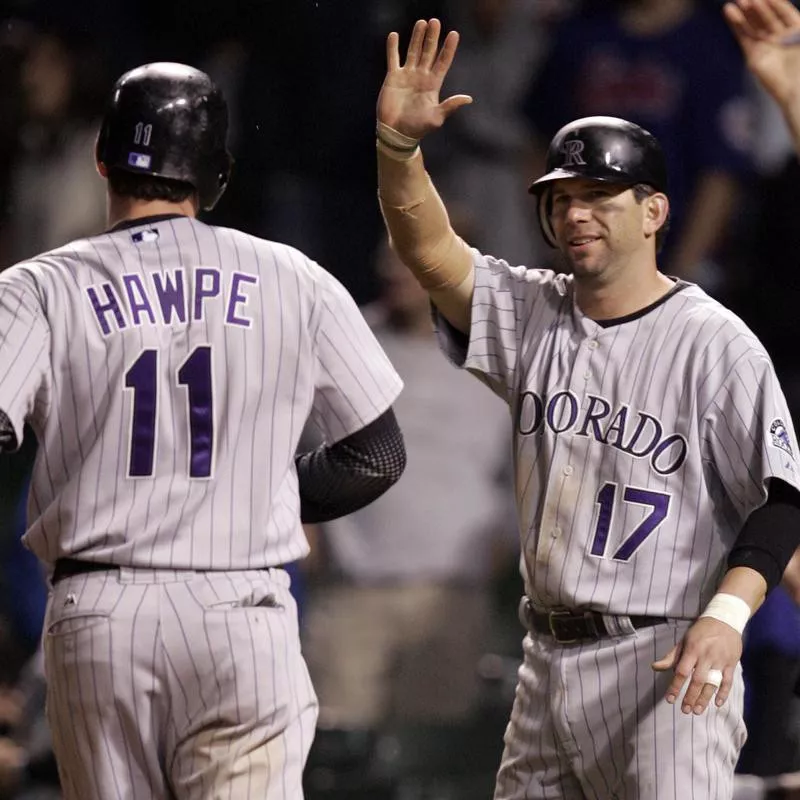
[51,558,288,584]
[51,558,117,584]
[521,598,666,644]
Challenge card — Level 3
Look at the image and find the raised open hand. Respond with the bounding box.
[724,0,800,106]
[377,18,473,140]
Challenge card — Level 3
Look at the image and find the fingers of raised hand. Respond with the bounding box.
[419,18,441,69]
[439,93,473,117]
[764,0,800,30]
[404,19,428,68]
[403,19,442,70]
[386,31,401,71]
[723,1,751,37]
[737,0,794,37]
[432,30,461,78]
[396,20,452,73]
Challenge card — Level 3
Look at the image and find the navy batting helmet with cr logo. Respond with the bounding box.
[528,115,668,247]
[96,62,233,211]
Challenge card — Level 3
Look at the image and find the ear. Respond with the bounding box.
[96,160,108,179]
[643,192,669,237]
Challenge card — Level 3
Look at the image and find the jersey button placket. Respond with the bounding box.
[584,337,599,381]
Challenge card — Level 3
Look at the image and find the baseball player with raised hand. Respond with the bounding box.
[724,0,800,149]
[376,18,800,799]
[0,63,406,799]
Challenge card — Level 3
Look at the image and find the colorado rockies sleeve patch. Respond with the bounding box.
[770,418,794,459]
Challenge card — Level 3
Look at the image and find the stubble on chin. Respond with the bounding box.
[565,254,603,280]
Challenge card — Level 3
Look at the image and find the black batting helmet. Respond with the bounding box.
[96,62,232,211]
[528,116,668,247]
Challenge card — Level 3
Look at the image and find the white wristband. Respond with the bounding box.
[699,592,751,635]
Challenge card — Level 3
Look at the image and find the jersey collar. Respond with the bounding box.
[107,213,189,233]
[594,278,690,329]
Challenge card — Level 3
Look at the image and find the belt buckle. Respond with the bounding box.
[548,610,600,644]
[548,610,578,644]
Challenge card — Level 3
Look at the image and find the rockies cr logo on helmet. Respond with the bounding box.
[560,139,587,167]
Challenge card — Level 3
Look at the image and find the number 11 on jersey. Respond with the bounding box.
[124,345,214,479]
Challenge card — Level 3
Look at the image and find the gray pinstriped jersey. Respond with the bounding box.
[0,215,402,570]
[438,251,800,619]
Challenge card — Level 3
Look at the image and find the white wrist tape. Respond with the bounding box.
[699,592,751,635]
[376,121,420,162]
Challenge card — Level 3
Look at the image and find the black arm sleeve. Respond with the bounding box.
[295,408,406,524]
[727,478,800,592]
[0,410,16,453]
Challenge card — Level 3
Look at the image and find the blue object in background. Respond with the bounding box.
[284,560,305,624]
[737,584,800,776]
[0,429,47,652]
[744,585,800,658]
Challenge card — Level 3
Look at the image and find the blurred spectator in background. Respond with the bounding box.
[429,0,557,267]
[2,23,108,265]
[735,772,800,800]
[227,1,447,306]
[0,20,28,262]
[230,2,397,305]
[301,229,518,785]
[521,0,753,294]
[0,650,60,800]
[735,115,800,420]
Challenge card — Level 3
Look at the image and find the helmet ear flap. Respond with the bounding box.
[537,187,557,248]
[218,151,233,194]
[199,150,233,211]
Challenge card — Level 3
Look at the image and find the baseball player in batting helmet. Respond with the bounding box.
[95,62,232,211]
[0,61,407,799]
[375,17,800,799]
[529,115,670,250]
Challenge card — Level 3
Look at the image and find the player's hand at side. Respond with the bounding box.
[377,18,473,140]
[651,616,743,715]
[724,0,800,106]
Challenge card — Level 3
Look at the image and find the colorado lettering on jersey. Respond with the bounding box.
[85,267,259,336]
[516,390,688,475]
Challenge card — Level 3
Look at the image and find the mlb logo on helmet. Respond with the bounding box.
[560,138,587,167]
[128,152,152,169]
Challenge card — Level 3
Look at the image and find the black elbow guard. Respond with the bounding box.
[296,408,406,523]
[728,498,800,593]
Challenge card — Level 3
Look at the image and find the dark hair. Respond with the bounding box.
[107,167,195,204]
[631,183,670,254]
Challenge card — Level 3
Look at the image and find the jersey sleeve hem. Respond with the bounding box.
[433,249,543,402]
[0,276,50,448]
[433,249,503,371]
[335,373,404,442]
